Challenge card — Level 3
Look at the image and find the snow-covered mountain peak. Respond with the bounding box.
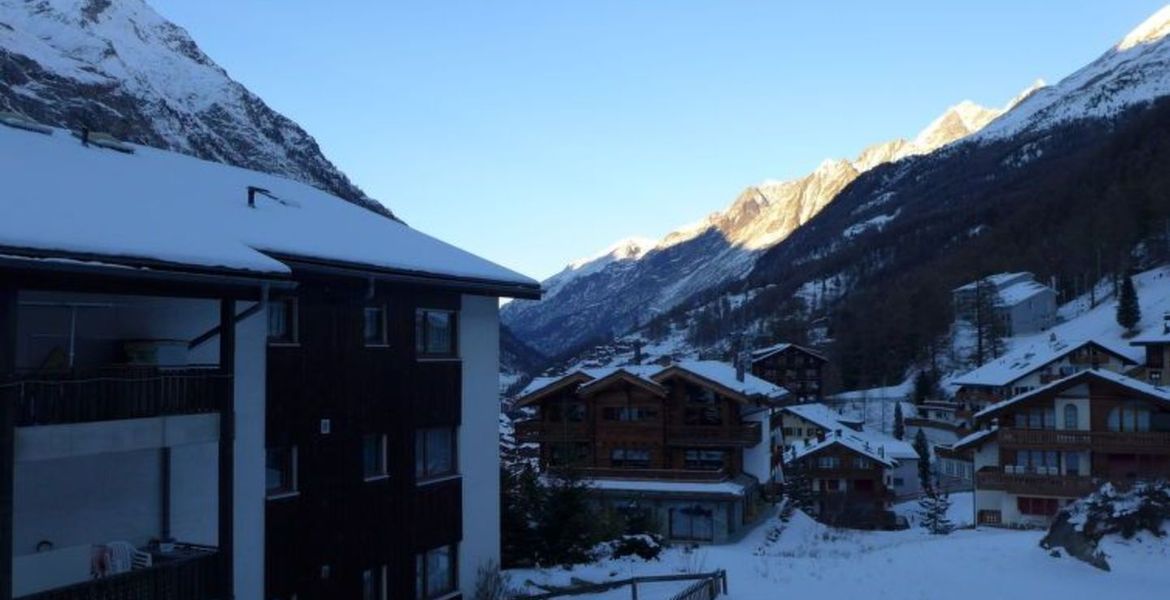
[1117,4,1170,51]
[912,100,1002,149]
[567,237,654,270]
[0,0,390,216]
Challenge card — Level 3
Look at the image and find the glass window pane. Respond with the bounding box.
[364,434,385,479]
[364,307,385,345]
[268,300,290,341]
[428,429,453,476]
[426,312,452,355]
[426,546,453,597]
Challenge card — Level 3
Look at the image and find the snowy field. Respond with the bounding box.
[509,503,1169,600]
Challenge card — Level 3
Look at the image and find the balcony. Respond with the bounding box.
[976,467,1098,497]
[16,547,223,600]
[514,419,589,443]
[999,428,1170,453]
[667,422,761,447]
[3,367,231,427]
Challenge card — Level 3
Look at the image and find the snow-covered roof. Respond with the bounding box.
[782,403,865,432]
[953,272,1033,293]
[997,280,1053,306]
[663,360,789,400]
[952,338,1134,388]
[0,125,539,295]
[1131,322,1170,345]
[583,477,748,497]
[952,428,998,451]
[750,342,827,363]
[974,369,1170,422]
[786,431,899,468]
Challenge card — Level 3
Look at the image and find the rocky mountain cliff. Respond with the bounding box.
[0,0,393,218]
[503,95,1013,359]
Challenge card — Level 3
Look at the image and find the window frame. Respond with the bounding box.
[415,427,459,483]
[266,445,299,500]
[362,564,387,600]
[363,433,389,482]
[363,305,389,347]
[415,544,458,600]
[415,308,459,359]
[267,296,300,346]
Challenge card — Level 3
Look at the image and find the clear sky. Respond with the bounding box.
[151,1,1166,280]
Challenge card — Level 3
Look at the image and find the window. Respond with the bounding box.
[816,456,841,469]
[363,306,388,346]
[363,434,388,481]
[362,565,386,600]
[1063,404,1079,430]
[1066,452,1081,476]
[853,457,871,470]
[416,544,457,600]
[670,505,714,541]
[1020,407,1055,430]
[610,448,651,468]
[416,428,457,481]
[266,446,297,498]
[684,385,723,425]
[683,449,726,470]
[602,406,658,422]
[1017,496,1059,516]
[416,309,457,357]
[782,427,794,437]
[268,297,298,344]
[1108,402,1152,432]
[1014,450,1059,473]
[893,477,905,486]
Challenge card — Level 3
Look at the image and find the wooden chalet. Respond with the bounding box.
[750,343,827,403]
[513,361,787,543]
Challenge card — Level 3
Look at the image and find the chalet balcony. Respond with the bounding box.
[15,546,223,600]
[976,467,1098,497]
[513,419,589,443]
[999,428,1170,454]
[3,367,231,427]
[574,467,731,482]
[666,422,761,447]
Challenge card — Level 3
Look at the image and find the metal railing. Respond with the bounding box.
[514,420,590,442]
[514,570,727,600]
[999,428,1170,452]
[2,367,231,426]
[17,549,223,600]
[975,468,1098,497]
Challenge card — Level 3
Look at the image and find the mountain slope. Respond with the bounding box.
[0,0,393,217]
[503,98,1011,359]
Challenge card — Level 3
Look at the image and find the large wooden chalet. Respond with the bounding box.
[750,343,827,403]
[0,121,540,600]
[513,361,787,543]
[958,369,1170,527]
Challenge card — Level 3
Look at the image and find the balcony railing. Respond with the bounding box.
[17,549,223,600]
[667,422,761,446]
[3,367,231,427]
[976,467,1098,497]
[514,420,589,442]
[999,428,1170,453]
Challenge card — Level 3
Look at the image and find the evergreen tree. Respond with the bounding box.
[1117,274,1141,333]
[913,429,933,494]
[893,402,905,441]
[534,468,598,566]
[971,278,1007,365]
[783,459,816,514]
[918,487,954,535]
[500,463,544,568]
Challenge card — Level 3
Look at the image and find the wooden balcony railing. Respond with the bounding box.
[667,422,761,447]
[999,428,1170,453]
[17,549,223,600]
[3,367,231,427]
[514,420,589,442]
[573,467,731,482]
[976,468,1098,497]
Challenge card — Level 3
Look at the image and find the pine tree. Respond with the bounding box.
[913,429,932,494]
[1117,274,1141,333]
[535,468,598,566]
[500,463,544,568]
[971,278,1007,365]
[893,402,905,441]
[783,459,816,514]
[918,487,954,535]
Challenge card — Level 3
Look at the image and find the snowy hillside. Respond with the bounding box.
[0,0,392,217]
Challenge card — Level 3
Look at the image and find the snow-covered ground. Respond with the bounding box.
[509,505,1169,600]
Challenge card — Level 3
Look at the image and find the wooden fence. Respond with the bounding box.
[514,570,727,600]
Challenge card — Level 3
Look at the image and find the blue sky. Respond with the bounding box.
[152,1,1166,280]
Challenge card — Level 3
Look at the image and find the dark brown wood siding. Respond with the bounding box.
[265,277,464,599]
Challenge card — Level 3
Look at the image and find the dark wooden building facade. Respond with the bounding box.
[750,344,826,404]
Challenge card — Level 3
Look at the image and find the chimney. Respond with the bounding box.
[633,340,643,365]
[736,350,751,382]
[80,127,89,147]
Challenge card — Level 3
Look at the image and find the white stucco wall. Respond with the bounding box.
[741,409,774,483]
[1054,395,1090,430]
[233,301,267,600]
[458,295,501,593]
